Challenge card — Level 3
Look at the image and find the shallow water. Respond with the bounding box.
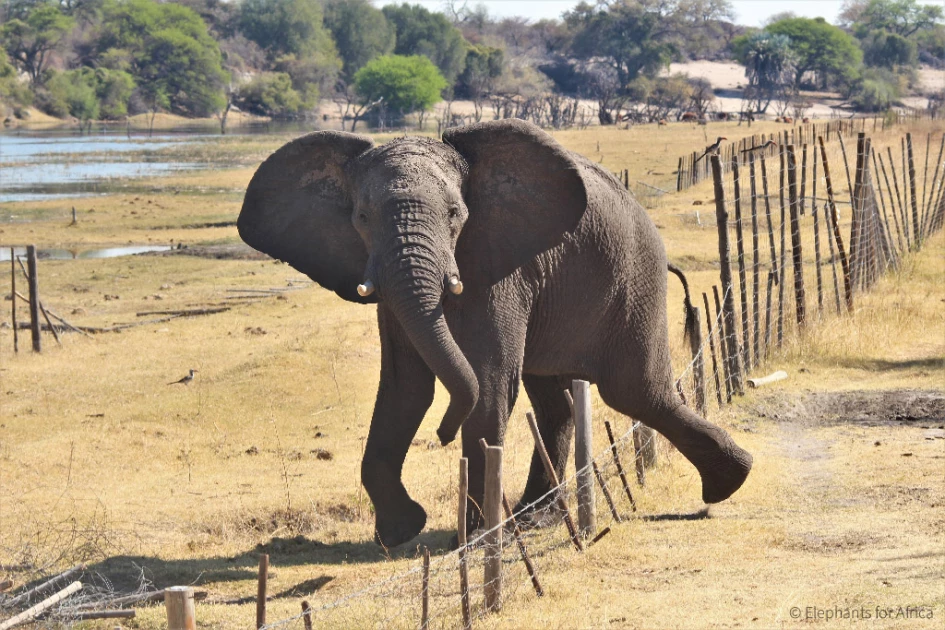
[0,244,173,261]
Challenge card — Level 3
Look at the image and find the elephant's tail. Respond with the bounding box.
[667,263,697,347]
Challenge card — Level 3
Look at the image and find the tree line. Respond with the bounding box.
[1,0,942,131]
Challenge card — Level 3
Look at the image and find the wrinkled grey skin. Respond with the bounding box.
[238,119,753,547]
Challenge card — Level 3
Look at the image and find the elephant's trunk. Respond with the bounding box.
[379,236,478,445]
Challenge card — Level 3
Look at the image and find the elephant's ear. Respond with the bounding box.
[238,131,376,303]
[443,119,587,286]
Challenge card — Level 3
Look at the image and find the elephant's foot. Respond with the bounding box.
[512,493,565,530]
[373,499,427,548]
[694,438,753,504]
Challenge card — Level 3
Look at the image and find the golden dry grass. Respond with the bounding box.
[0,119,942,628]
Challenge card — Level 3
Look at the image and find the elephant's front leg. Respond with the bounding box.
[515,374,574,526]
[362,306,436,548]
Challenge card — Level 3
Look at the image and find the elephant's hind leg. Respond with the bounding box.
[515,374,574,527]
[598,382,752,504]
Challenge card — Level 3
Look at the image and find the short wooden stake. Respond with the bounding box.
[483,444,503,612]
[572,379,596,537]
[256,554,268,629]
[164,586,196,630]
[25,246,40,353]
[457,458,472,630]
[632,424,647,486]
[763,271,775,357]
[301,600,313,630]
[421,547,430,629]
[525,411,583,552]
[0,581,83,630]
[603,420,636,511]
[592,461,621,523]
[590,527,611,545]
[907,133,920,243]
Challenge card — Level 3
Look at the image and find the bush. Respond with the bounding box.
[353,54,447,116]
[40,69,99,120]
[235,72,304,117]
[0,49,33,110]
[848,68,902,111]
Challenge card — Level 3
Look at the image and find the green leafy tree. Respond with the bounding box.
[1,2,75,84]
[354,54,446,126]
[92,67,135,118]
[862,29,917,67]
[456,44,503,119]
[765,17,862,89]
[565,2,677,88]
[95,0,227,117]
[843,0,943,38]
[234,71,303,117]
[849,67,903,111]
[0,48,34,109]
[382,4,467,85]
[41,68,99,120]
[324,0,396,81]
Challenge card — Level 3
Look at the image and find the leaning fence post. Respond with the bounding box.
[690,307,707,417]
[592,461,621,523]
[710,154,744,394]
[483,444,503,612]
[526,411,584,552]
[748,155,761,367]
[603,420,637,510]
[457,457,472,630]
[702,292,725,407]
[26,245,40,353]
[732,156,752,374]
[818,136,853,312]
[165,586,196,630]
[786,145,807,327]
[907,133,921,246]
[572,379,596,537]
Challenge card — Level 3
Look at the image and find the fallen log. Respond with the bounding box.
[747,370,788,388]
[5,564,85,608]
[0,581,82,630]
[135,307,230,317]
[61,609,136,621]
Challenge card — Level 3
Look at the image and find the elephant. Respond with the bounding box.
[237,119,753,548]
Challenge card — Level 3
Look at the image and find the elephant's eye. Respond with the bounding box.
[448,205,459,219]
[358,212,368,224]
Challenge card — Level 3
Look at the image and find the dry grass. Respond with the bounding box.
[0,120,942,628]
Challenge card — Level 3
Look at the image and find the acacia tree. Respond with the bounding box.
[1,2,75,84]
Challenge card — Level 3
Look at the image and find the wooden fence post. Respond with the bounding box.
[526,411,583,551]
[301,600,313,630]
[603,420,636,510]
[26,245,40,352]
[818,137,853,312]
[777,146,787,347]
[748,155,761,367]
[786,145,807,327]
[710,154,744,394]
[483,445,503,613]
[702,292,725,407]
[420,547,430,629]
[256,554,268,629]
[812,145,824,314]
[165,586,196,630]
[690,307,707,417]
[571,380,596,537]
[10,249,17,353]
[907,133,920,245]
[458,458,472,630]
[732,156,751,373]
[592,461,621,523]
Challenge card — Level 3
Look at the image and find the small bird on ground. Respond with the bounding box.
[740,139,778,154]
[694,136,727,163]
[168,369,198,385]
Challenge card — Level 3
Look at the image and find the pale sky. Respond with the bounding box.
[380,0,847,28]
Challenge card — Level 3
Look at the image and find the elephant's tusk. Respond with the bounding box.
[357,280,375,297]
[448,276,463,295]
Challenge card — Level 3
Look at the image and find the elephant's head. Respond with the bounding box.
[238,120,587,443]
